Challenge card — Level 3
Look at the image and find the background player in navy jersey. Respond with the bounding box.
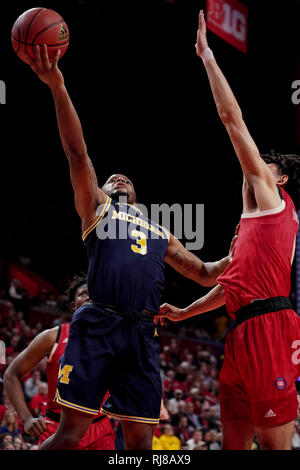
[155,11,300,450]
[23,45,234,450]
[4,275,116,450]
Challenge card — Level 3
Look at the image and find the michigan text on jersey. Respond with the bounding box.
[111,209,168,239]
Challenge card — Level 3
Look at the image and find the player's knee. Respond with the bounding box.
[258,436,289,451]
[258,437,274,450]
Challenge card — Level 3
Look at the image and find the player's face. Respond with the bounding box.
[102,174,137,205]
[73,284,89,311]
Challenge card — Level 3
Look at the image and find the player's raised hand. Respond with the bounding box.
[25,44,64,89]
[195,10,209,58]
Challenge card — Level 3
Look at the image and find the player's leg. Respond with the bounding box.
[42,306,116,450]
[255,420,295,450]
[100,316,161,450]
[121,420,157,450]
[218,329,255,449]
[236,310,300,450]
[221,419,255,450]
[39,407,94,450]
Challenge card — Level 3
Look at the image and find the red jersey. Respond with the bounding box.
[47,323,108,416]
[217,187,299,319]
[30,393,47,416]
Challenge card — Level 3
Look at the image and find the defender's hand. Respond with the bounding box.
[159,401,170,421]
[154,303,186,323]
[195,10,209,58]
[25,44,64,90]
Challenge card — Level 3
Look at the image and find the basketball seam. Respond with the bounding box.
[24,8,45,55]
[12,37,69,47]
[31,19,66,44]
[16,19,21,54]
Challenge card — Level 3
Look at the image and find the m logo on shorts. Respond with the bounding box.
[58,364,73,384]
[275,377,287,390]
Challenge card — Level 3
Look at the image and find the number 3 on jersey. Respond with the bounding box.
[131,230,147,255]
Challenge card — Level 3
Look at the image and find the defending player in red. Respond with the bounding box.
[156,11,300,450]
[3,276,116,450]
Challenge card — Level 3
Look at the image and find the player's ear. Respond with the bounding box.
[70,301,76,312]
[277,173,289,186]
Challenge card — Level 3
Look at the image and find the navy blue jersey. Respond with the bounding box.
[82,196,169,314]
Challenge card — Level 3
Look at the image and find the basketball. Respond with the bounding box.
[11,8,69,64]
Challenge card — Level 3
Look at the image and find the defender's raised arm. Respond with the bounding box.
[196,11,281,212]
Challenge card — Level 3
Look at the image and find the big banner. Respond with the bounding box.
[206,0,248,53]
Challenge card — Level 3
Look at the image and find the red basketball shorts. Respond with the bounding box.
[39,416,115,450]
[219,309,300,428]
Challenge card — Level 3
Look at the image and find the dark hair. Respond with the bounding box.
[261,150,300,208]
[65,274,87,304]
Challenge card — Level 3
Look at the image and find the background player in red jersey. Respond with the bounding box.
[3,275,116,450]
[155,11,300,450]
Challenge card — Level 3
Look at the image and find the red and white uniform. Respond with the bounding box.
[217,188,300,427]
[39,323,115,449]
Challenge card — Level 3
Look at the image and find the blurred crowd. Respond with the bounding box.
[1,278,300,451]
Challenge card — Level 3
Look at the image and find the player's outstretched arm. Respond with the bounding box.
[165,233,235,287]
[196,11,281,212]
[3,328,57,438]
[24,45,106,232]
[155,284,225,323]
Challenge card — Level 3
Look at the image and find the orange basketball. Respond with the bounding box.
[11,8,69,64]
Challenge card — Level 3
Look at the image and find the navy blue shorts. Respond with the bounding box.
[55,303,162,424]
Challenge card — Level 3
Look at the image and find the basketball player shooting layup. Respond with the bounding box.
[22,45,235,450]
[156,11,300,450]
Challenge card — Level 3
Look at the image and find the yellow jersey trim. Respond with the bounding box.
[100,407,159,424]
[82,196,111,242]
[159,225,171,241]
[55,389,99,415]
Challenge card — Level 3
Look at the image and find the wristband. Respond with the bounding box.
[200,47,215,64]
